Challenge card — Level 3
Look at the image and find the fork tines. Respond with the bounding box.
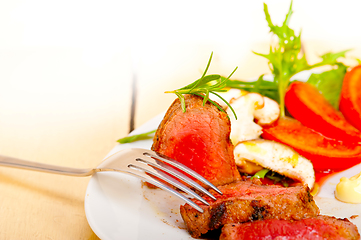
[127,149,222,213]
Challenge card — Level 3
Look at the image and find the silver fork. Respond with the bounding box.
[0,148,222,212]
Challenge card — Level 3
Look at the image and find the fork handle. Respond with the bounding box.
[0,155,94,176]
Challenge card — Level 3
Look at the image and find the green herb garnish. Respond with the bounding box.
[257,1,349,116]
[165,52,238,119]
[117,129,156,144]
[251,168,270,180]
[226,1,348,116]
[225,75,279,102]
[251,168,289,187]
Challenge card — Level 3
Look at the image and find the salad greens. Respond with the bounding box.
[251,168,270,180]
[226,1,349,116]
[251,168,289,187]
[307,63,347,109]
[165,52,238,119]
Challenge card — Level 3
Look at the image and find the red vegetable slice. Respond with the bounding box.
[285,81,361,144]
[262,117,361,172]
[340,65,361,131]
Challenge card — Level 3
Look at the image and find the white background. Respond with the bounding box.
[1,0,361,129]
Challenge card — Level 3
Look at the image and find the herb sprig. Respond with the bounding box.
[226,1,349,116]
[257,1,349,116]
[165,52,238,119]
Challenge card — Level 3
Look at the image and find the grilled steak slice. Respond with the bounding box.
[220,215,360,240]
[180,180,319,238]
[152,94,240,187]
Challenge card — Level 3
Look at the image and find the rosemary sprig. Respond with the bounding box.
[165,52,238,119]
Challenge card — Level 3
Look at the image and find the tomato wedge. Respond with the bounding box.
[262,117,361,172]
[285,81,361,144]
[339,65,361,131]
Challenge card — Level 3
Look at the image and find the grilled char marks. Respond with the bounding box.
[250,201,268,221]
[209,202,227,230]
[180,180,320,238]
[208,200,270,230]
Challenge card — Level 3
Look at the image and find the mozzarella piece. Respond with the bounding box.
[234,139,315,189]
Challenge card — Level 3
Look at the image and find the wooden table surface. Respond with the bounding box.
[1,1,361,239]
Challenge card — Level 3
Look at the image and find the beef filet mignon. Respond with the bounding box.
[220,215,360,240]
[152,94,240,187]
[180,180,319,238]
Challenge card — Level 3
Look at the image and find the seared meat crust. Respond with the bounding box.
[180,180,319,238]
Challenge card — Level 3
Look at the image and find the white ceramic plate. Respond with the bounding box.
[85,98,361,240]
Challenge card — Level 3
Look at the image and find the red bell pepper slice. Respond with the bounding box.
[285,81,361,144]
[262,117,361,172]
[339,65,361,131]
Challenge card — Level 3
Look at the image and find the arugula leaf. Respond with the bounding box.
[117,129,156,144]
[252,1,348,116]
[311,50,350,68]
[307,63,347,109]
